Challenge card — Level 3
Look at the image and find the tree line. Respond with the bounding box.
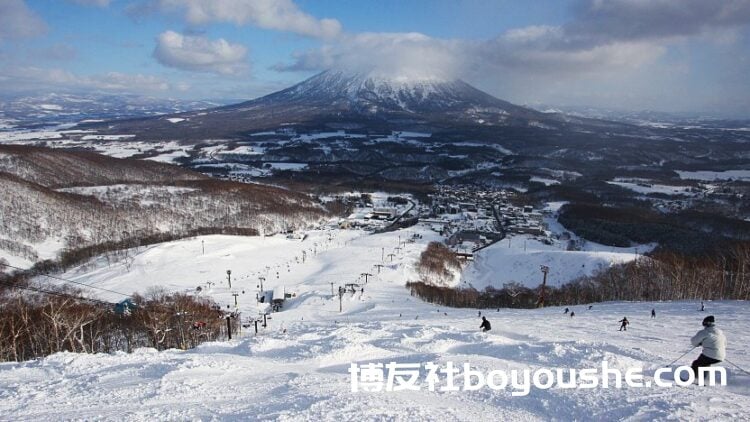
[407,242,750,309]
[0,276,236,362]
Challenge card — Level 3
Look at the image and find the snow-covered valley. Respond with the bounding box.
[1,227,748,420]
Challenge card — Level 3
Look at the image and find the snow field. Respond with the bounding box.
[0,226,748,420]
[462,234,641,290]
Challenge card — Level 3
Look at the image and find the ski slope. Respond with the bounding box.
[462,234,641,290]
[1,226,749,421]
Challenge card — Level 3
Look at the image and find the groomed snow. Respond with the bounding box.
[0,130,63,142]
[267,162,308,171]
[530,176,560,186]
[607,181,697,196]
[676,170,750,182]
[1,227,748,420]
[80,134,136,141]
[462,234,639,290]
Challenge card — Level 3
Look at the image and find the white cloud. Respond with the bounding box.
[0,0,47,41]
[153,30,248,75]
[155,0,341,39]
[276,32,464,79]
[95,72,171,91]
[502,25,562,43]
[0,65,171,93]
[479,29,667,75]
[272,0,750,116]
[275,29,664,81]
[564,0,750,47]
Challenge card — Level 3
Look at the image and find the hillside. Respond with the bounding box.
[0,146,326,269]
[0,144,205,188]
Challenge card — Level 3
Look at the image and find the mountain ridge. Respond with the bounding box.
[78,69,619,141]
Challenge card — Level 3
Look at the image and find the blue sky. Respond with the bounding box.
[1,0,750,116]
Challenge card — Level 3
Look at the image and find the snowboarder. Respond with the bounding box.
[564,307,569,314]
[689,315,726,379]
[651,309,656,318]
[570,311,575,318]
[619,317,629,331]
[479,316,491,332]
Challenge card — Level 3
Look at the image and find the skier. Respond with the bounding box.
[689,315,726,379]
[618,317,629,331]
[651,309,656,318]
[588,305,593,310]
[479,316,491,332]
[478,311,482,317]
[570,311,575,318]
[564,307,569,314]
[700,301,705,312]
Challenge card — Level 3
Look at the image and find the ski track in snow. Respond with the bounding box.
[1,227,748,421]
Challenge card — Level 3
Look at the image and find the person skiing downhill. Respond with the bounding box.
[619,317,629,331]
[651,309,656,318]
[564,307,569,314]
[479,316,491,332]
[689,315,726,379]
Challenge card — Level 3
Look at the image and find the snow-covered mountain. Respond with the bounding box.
[80,70,618,141]
[258,70,529,114]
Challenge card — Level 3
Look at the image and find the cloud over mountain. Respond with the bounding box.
[276,0,750,115]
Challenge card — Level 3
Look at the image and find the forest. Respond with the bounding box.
[0,274,237,362]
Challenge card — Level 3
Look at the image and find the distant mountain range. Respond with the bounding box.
[0,92,230,131]
[528,104,750,129]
